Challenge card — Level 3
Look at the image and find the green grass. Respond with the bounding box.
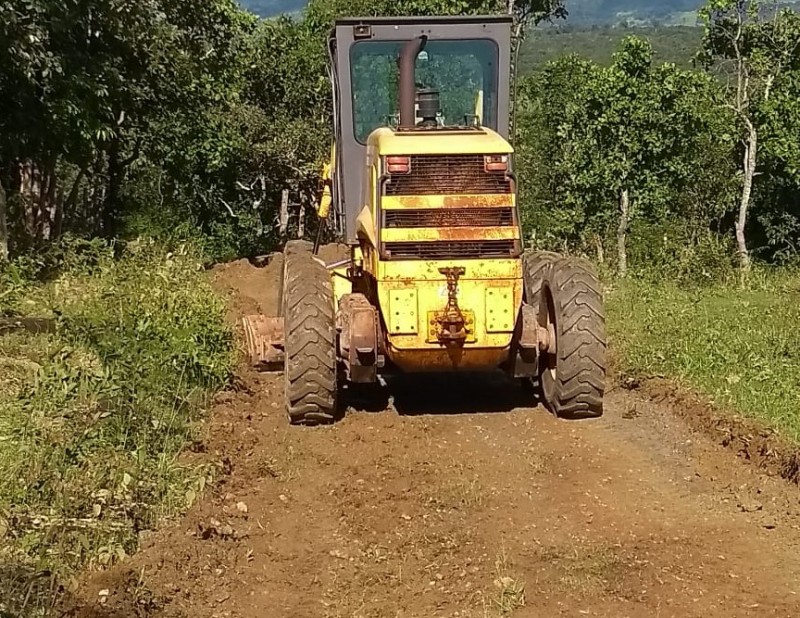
[0,238,235,616]
[607,268,800,440]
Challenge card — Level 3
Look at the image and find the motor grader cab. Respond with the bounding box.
[243,15,607,425]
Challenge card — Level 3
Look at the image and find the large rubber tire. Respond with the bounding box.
[538,256,606,419]
[282,248,338,425]
[522,250,561,307]
[520,250,562,394]
[276,240,312,317]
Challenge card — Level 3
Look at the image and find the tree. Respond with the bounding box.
[0,0,257,256]
[516,36,736,275]
[699,0,800,270]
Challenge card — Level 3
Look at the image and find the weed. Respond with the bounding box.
[486,546,525,617]
[450,477,484,509]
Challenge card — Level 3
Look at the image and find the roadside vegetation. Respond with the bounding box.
[607,269,800,440]
[0,238,234,614]
[1,0,800,614]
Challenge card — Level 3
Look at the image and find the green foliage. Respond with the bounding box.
[516,34,737,272]
[626,223,740,283]
[0,240,235,610]
[697,1,800,266]
[607,268,800,438]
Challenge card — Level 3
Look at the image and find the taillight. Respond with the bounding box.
[386,156,410,174]
[484,155,508,173]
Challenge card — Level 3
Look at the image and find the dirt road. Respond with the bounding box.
[66,256,800,618]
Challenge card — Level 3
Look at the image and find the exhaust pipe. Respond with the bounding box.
[398,36,427,129]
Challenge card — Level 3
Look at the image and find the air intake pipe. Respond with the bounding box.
[398,35,427,129]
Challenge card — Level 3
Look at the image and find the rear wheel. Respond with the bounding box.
[538,256,606,419]
[282,248,338,425]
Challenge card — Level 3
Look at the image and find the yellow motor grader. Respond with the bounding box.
[242,15,606,425]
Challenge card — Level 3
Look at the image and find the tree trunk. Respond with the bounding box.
[39,159,57,240]
[54,169,86,239]
[594,234,605,265]
[17,159,58,244]
[19,162,37,238]
[297,195,306,239]
[0,177,8,262]
[279,189,289,237]
[102,141,122,236]
[617,188,630,278]
[737,123,757,272]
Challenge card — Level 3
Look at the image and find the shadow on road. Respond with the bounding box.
[345,371,541,417]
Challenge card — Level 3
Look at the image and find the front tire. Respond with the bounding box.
[538,256,606,419]
[282,248,338,425]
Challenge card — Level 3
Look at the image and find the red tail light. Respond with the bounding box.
[386,156,411,174]
[484,155,508,173]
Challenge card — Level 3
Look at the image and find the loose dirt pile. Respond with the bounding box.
[64,254,800,618]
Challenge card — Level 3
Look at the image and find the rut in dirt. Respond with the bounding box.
[64,257,800,618]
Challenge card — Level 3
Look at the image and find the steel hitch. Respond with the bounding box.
[435,267,468,345]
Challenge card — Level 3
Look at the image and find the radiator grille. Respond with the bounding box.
[385,155,512,196]
[384,208,514,228]
[383,240,519,260]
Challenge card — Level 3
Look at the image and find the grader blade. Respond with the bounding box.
[242,315,284,371]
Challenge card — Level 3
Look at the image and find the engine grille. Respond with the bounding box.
[384,208,514,228]
[383,240,519,260]
[385,155,512,196]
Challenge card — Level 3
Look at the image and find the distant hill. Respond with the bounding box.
[239,0,704,24]
[557,0,702,26]
[241,0,304,17]
[518,25,703,72]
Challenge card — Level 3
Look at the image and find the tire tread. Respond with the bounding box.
[282,250,337,425]
[543,256,607,419]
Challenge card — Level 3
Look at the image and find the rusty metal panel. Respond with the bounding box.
[381,194,514,210]
[337,294,379,383]
[378,258,522,282]
[384,155,512,196]
[384,208,515,228]
[381,226,519,243]
[388,289,419,335]
[485,287,515,333]
[383,239,519,260]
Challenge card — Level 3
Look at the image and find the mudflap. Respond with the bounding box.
[242,315,285,371]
